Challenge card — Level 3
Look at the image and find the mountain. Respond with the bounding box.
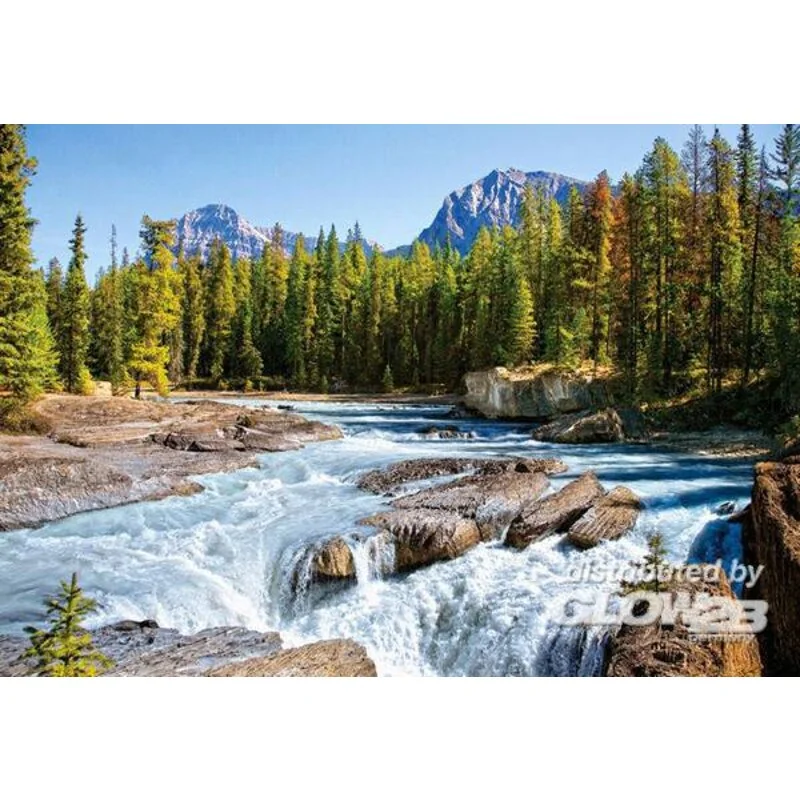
[174,204,374,261]
[413,168,589,256]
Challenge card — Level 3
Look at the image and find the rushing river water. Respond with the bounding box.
[0,401,756,676]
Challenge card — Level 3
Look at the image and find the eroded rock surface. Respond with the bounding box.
[604,572,762,677]
[356,456,566,495]
[0,396,341,531]
[505,472,605,550]
[566,486,642,549]
[532,408,627,444]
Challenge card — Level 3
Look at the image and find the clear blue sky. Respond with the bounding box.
[26,125,783,277]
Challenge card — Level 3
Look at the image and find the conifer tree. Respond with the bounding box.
[204,238,236,383]
[24,572,113,677]
[59,214,92,393]
[0,124,59,399]
[181,253,205,382]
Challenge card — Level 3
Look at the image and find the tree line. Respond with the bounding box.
[1,123,799,415]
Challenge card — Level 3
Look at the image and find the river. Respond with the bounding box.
[0,400,755,676]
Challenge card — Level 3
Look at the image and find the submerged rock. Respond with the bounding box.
[505,472,605,550]
[310,536,357,580]
[356,456,566,495]
[416,424,474,439]
[566,486,642,549]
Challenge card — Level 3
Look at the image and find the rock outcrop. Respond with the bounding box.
[355,456,566,495]
[463,367,608,420]
[0,621,376,677]
[566,486,642,549]
[532,409,627,444]
[0,396,341,531]
[604,572,762,677]
[505,472,605,549]
[743,460,800,675]
[205,639,377,677]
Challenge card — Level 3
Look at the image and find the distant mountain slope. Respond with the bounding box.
[174,204,373,261]
[415,168,588,255]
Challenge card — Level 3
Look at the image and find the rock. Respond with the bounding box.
[205,639,377,677]
[360,509,481,572]
[742,460,800,675]
[532,408,625,444]
[565,486,642,549]
[310,536,356,580]
[93,380,113,398]
[505,472,605,550]
[463,366,608,420]
[715,500,737,516]
[416,424,474,439]
[445,403,476,420]
[356,456,567,495]
[277,404,295,411]
[110,619,160,632]
[0,396,341,531]
[392,468,550,540]
[604,571,762,677]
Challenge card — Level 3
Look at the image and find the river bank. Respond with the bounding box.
[0,394,341,531]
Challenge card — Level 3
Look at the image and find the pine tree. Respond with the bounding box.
[44,257,63,337]
[0,124,59,399]
[59,214,92,393]
[24,572,113,677]
[204,238,236,383]
[181,253,205,383]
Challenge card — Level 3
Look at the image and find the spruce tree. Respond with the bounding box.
[24,572,113,677]
[181,253,205,383]
[0,124,59,399]
[59,214,92,393]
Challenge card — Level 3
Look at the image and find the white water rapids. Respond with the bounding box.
[0,401,755,676]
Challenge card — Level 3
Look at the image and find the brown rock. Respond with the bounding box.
[360,509,481,572]
[566,486,642,549]
[0,395,341,531]
[532,408,625,444]
[742,460,800,675]
[311,536,356,580]
[205,639,377,677]
[604,571,762,677]
[356,456,566,495]
[392,469,550,540]
[505,472,605,550]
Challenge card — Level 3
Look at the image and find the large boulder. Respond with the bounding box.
[566,486,642,549]
[359,510,481,572]
[310,536,356,580]
[742,460,800,675]
[532,409,626,444]
[356,456,566,495]
[505,472,605,550]
[463,366,608,420]
[392,468,550,540]
[604,571,762,677]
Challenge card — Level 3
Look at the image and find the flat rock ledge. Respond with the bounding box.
[355,456,567,495]
[0,621,375,677]
[0,395,341,531]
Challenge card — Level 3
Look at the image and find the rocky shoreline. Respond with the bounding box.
[0,395,341,531]
[0,621,376,677]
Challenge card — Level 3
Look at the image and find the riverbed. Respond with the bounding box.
[0,400,755,675]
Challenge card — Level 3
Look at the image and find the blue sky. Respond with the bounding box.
[27,124,783,277]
